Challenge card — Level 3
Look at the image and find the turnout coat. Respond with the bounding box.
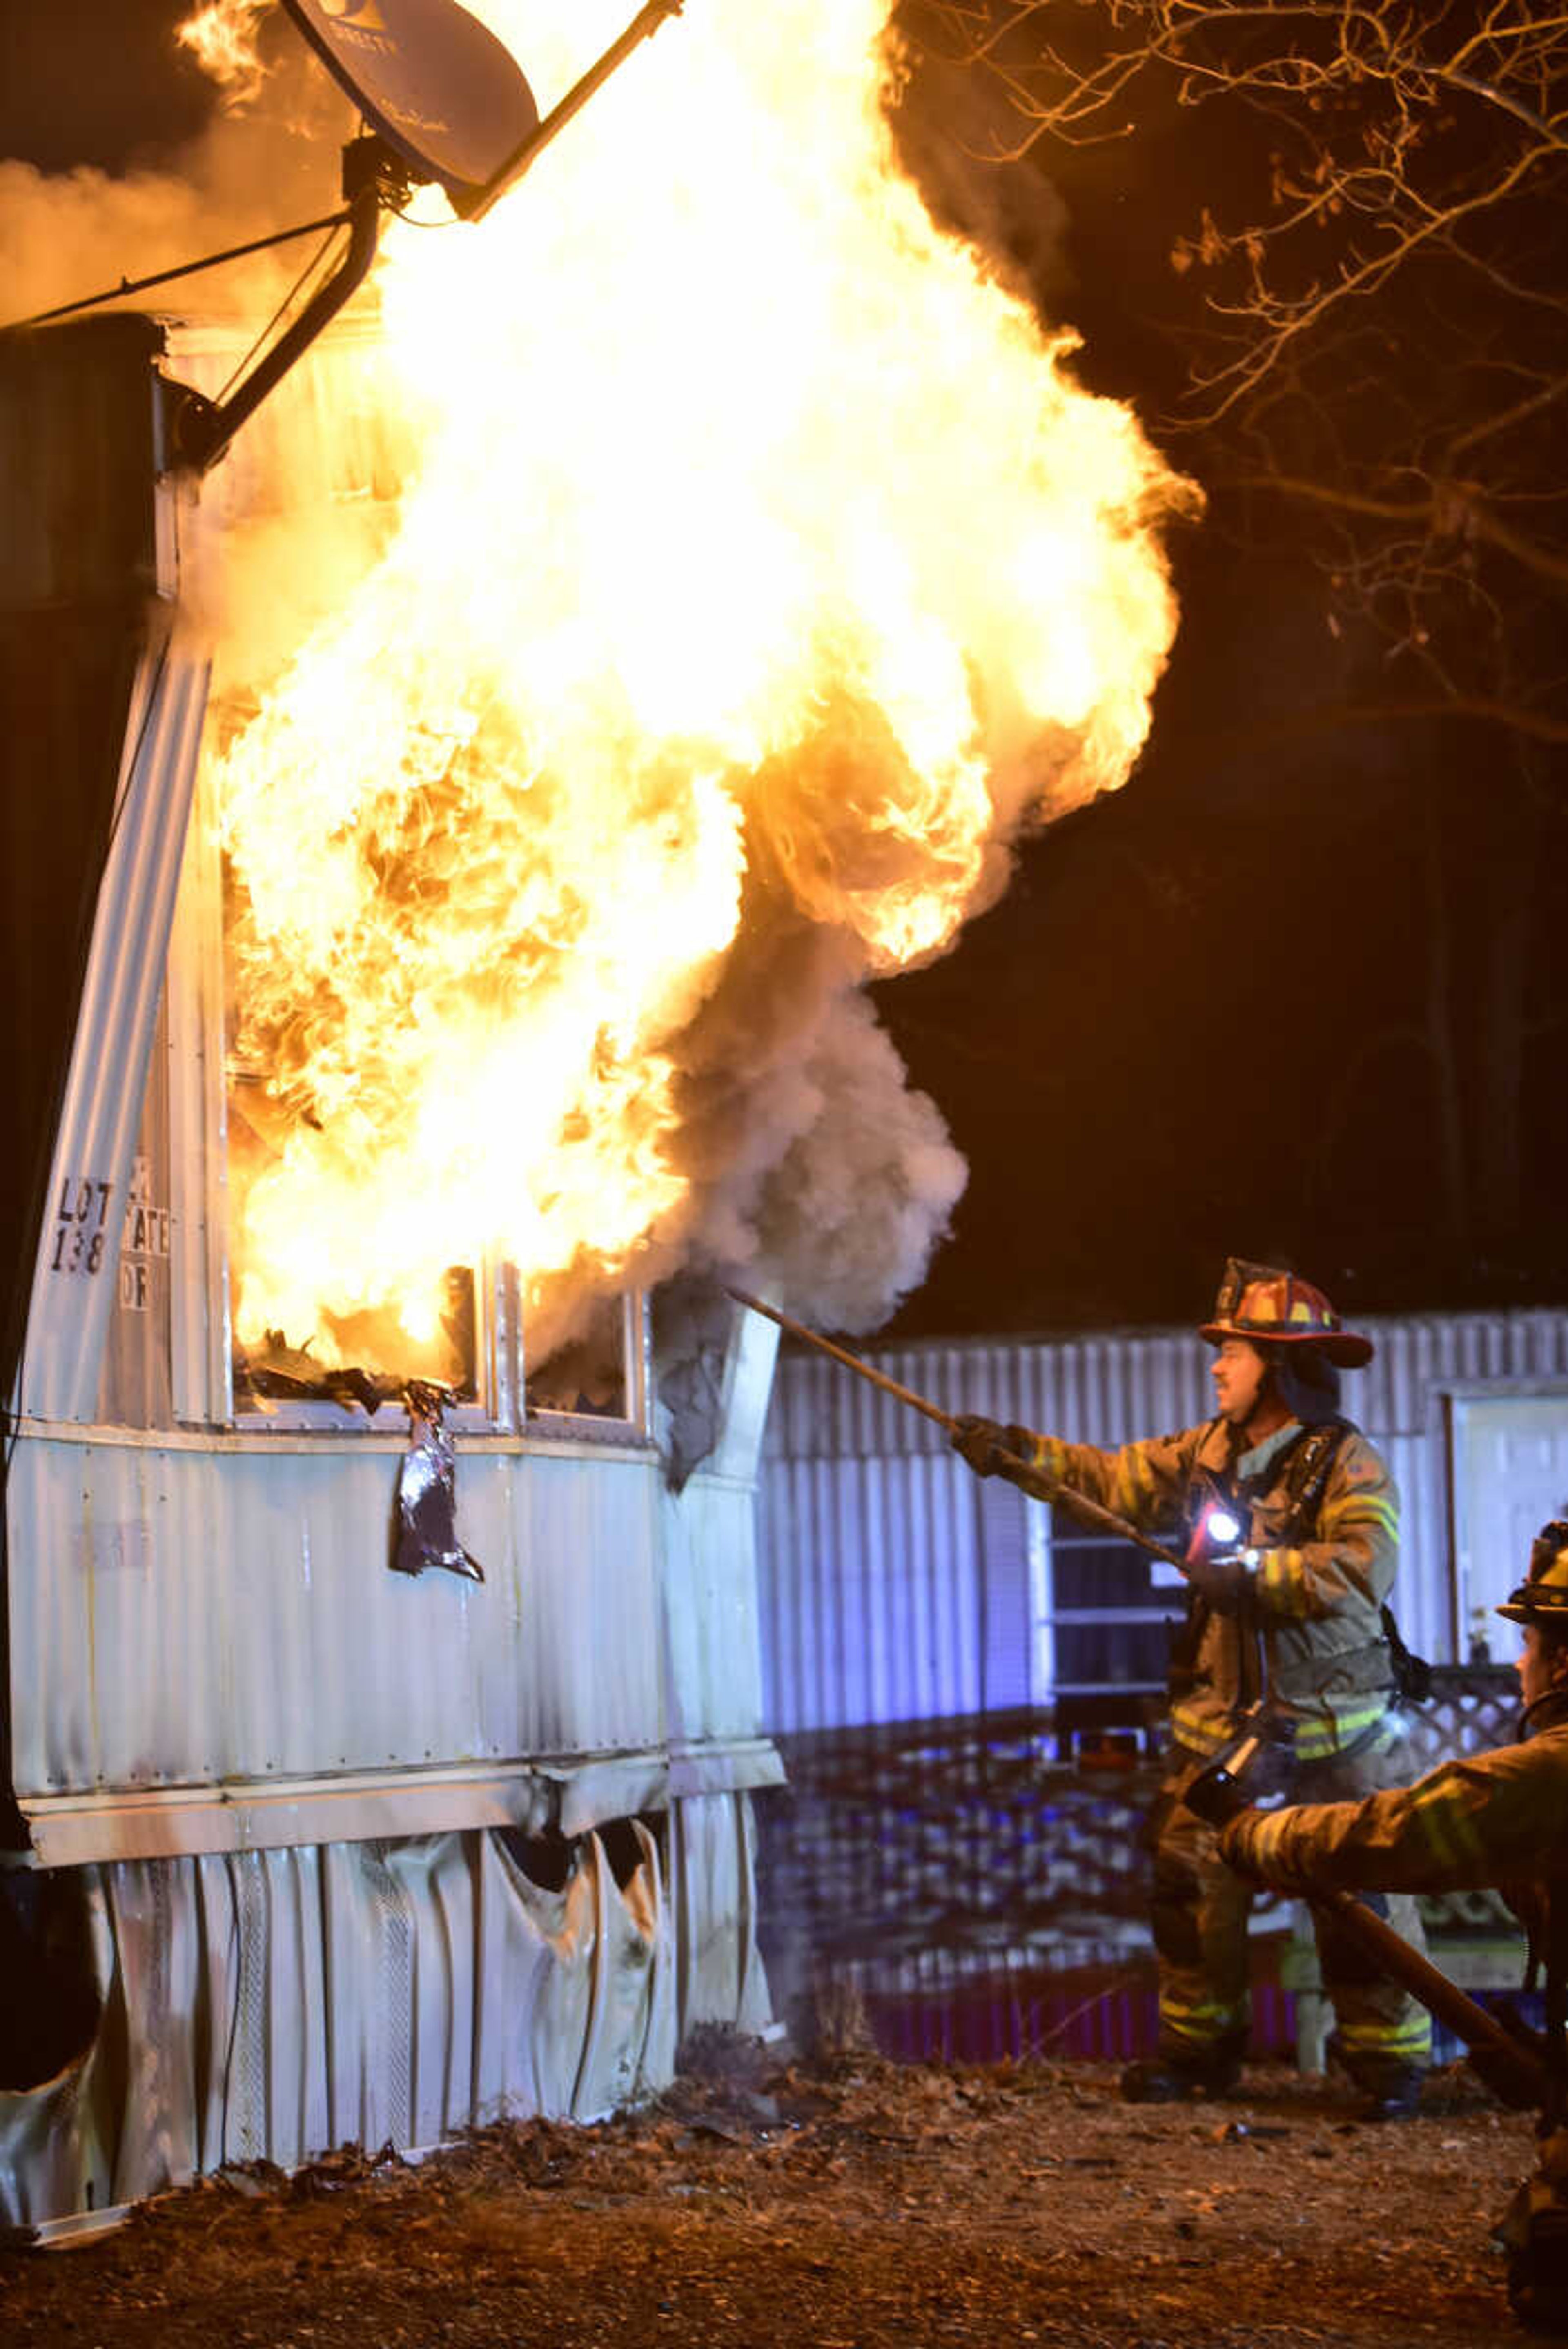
[1218,1690,1568,1909]
[1217,1688,1568,2320]
[1004,1416,1401,1759]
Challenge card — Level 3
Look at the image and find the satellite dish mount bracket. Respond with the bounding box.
[172,134,410,476]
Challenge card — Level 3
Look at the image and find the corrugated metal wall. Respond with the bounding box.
[757,1310,1568,1734]
[9,1439,664,1811]
[0,1792,772,2231]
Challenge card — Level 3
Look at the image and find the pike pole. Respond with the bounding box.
[725,1286,1195,1580]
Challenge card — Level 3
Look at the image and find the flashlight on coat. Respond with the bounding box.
[1186,1500,1259,1611]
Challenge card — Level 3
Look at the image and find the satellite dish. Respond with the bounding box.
[281,0,539,219]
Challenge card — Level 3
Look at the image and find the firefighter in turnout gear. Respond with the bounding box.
[951,1258,1431,2115]
[1209,1522,1568,2333]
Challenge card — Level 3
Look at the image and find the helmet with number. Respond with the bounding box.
[1198,1257,1374,1369]
[1496,1519,1568,1627]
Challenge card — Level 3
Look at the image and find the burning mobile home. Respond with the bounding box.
[0,311,793,2235]
[0,0,1186,2233]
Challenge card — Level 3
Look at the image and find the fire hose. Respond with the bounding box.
[1311,1885,1546,2108]
[727,1283,1554,2111]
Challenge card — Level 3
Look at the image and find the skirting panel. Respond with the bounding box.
[0,1791,771,2229]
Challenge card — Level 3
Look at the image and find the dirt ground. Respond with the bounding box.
[0,2041,1544,2349]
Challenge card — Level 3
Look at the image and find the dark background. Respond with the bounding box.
[6,2,1565,1340]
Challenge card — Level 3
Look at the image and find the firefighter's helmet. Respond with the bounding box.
[1496,1520,1568,1627]
[1198,1257,1374,1369]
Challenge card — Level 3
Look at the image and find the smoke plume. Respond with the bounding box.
[0,12,343,330]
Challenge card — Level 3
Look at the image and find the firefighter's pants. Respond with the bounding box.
[1150,1741,1433,2078]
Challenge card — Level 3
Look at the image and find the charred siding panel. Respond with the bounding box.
[0,1800,771,2227]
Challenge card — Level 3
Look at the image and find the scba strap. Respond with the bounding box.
[1280,1417,1350,1542]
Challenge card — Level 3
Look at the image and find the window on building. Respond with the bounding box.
[1036,1514,1186,1756]
[523,1287,638,1427]
[1448,1391,1568,1661]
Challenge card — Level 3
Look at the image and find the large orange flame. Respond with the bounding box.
[212,0,1190,1370]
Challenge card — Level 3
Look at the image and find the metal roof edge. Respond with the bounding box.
[779,1301,1568,1363]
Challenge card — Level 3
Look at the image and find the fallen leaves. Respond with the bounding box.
[0,2053,1538,2349]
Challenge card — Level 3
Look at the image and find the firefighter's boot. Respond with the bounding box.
[1351,2061,1425,2123]
[1327,2032,1426,2122]
[1120,2039,1243,2104]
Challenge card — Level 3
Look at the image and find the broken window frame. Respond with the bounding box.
[520,1282,651,1444]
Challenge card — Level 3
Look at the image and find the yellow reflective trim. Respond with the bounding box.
[1161,1997,1234,2024]
[1160,2002,1245,2042]
[1292,1700,1389,1759]
[1334,2017,1433,2057]
[1257,1546,1309,1617]
[1116,1447,1157,1518]
[1324,1492,1399,1539]
[1172,1695,1390,1760]
[1410,1781,1485,1872]
[1168,1704,1232,1755]
[1249,1814,1292,1874]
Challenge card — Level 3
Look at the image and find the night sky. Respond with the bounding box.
[0,2,214,172]
[6,3,1566,1342]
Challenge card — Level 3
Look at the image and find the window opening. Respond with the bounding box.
[225,1041,481,1411]
[524,1287,634,1425]
[1039,1516,1180,1758]
[218,793,483,1416]
[208,701,646,1437]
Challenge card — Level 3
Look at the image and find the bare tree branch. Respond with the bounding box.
[913,0,1568,743]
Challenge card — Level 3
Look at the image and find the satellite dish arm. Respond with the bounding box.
[171,155,385,476]
[466,0,684,223]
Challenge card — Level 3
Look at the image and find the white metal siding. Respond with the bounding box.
[17,628,209,1425]
[757,1450,985,1733]
[9,1437,662,1804]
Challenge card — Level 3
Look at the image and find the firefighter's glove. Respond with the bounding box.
[1215,1810,1311,1893]
[951,1415,1033,1478]
[1187,1549,1256,1615]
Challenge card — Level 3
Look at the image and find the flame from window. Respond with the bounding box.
[209,0,1193,1369]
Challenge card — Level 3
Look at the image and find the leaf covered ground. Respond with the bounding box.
[0,2042,1541,2348]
